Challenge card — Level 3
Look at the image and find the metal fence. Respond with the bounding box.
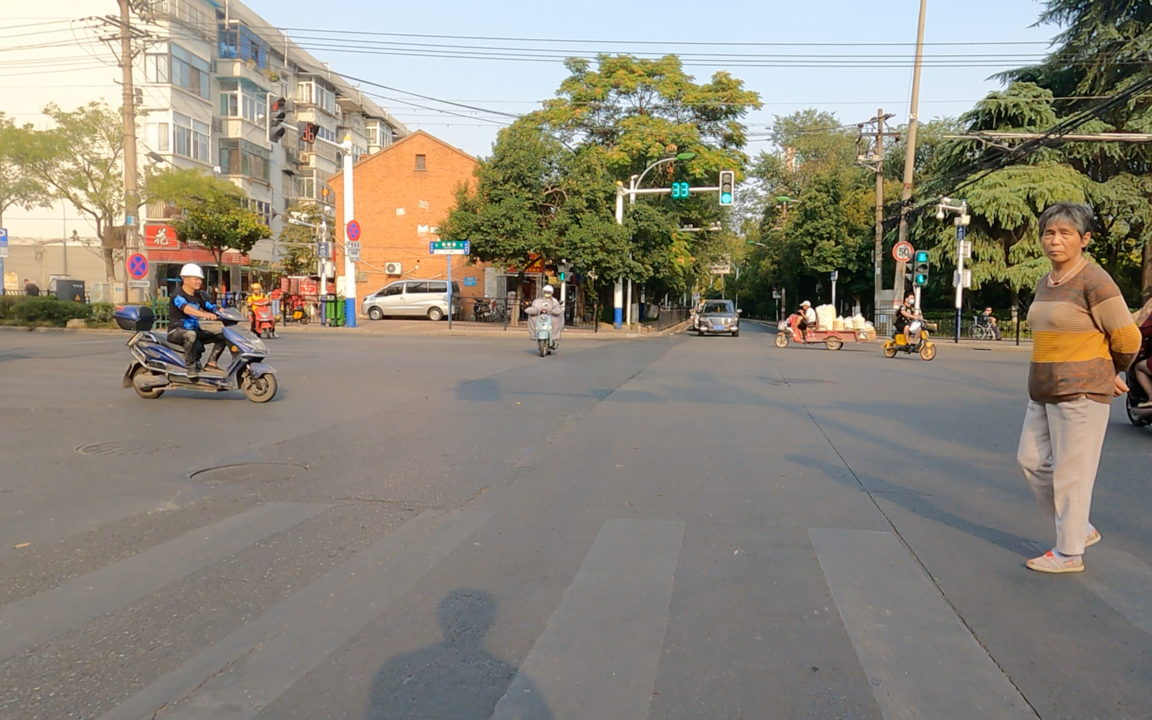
[653,306,691,331]
[453,296,601,332]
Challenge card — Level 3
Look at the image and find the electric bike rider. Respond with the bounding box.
[247,282,268,333]
[167,263,225,379]
[525,284,564,352]
[893,293,923,349]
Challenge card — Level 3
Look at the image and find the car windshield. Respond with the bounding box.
[702,302,734,314]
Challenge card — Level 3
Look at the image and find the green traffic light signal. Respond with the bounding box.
[913,250,930,287]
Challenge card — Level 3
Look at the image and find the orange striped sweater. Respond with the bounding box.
[1027,261,1142,404]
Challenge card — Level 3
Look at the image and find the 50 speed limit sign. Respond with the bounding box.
[893,241,915,263]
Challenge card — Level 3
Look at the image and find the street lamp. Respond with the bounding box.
[935,197,971,344]
[631,152,698,202]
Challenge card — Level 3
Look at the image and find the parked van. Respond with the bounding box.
[362,280,462,321]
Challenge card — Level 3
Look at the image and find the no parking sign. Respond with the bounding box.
[127,253,149,280]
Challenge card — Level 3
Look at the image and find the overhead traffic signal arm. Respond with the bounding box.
[630,170,737,205]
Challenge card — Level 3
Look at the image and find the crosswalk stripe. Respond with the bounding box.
[98,508,493,720]
[0,496,164,559]
[1082,545,1152,637]
[0,502,329,663]
[809,528,1036,720]
[490,518,684,720]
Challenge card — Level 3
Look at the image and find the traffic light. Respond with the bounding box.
[671,181,689,199]
[718,170,735,206]
[268,96,288,143]
[914,250,930,287]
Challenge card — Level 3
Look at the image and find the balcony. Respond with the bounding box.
[215,59,271,93]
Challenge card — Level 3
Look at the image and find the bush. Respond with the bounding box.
[90,302,116,325]
[6,297,92,325]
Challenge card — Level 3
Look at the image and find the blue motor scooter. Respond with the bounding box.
[114,305,278,403]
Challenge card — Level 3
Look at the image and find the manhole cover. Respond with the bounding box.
[77,440,175,456]
[190,462,308,484]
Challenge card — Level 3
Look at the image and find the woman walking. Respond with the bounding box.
[1017,202,1142,573]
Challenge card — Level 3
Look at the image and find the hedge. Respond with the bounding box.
[0,296,99,326]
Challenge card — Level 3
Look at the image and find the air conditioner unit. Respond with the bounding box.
[385,262,402,275]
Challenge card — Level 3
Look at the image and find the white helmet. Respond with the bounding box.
[542,284,555,296]
[179,263,205,279]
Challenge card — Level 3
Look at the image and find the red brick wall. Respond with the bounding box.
[331,131,483,308]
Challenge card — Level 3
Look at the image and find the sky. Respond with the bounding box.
[245,0,1061,158]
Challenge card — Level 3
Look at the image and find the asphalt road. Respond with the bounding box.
[1,322,1150,720]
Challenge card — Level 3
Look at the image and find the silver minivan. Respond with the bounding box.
[362,280,462,321]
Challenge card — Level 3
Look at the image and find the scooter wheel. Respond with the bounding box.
[919,343,937,361]
[243,373,278,403]
[775,333,789,348]
[131,366,164,399]
[538,339,548,357]
[1127,397,1151,427]
[882,343,898,359]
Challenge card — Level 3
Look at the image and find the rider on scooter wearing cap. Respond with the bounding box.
[168,263,224,379]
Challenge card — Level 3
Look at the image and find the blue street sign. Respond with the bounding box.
[956,225,966,240]
[0,228,7,258]
[463,276,477,287]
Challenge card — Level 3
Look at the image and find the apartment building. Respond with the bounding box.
[1,0,407,295]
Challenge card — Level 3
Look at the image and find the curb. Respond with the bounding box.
[0,325,122,335]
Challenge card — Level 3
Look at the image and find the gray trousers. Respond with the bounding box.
[1017,397,1111,555]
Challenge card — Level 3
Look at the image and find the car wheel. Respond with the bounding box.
[732,330,740,337]
[368,307,383,321]
[427,307,445,322]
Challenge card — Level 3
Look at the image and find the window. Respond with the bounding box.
[406,282,429,294]
[415,154,426,171]
[367,122,391,147]
[147,121,169,152]
[219,81,267,125]
[296,81,336,115]
[217,22,268,68]
[427,282,447,293]
[219,139,271,182]
[173,112,210,162]
[170,44,210,99]
[243,198,272,225]
[382,284,403,297]
[145,51,169,84]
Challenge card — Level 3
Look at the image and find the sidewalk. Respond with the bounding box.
[275,318,692,340]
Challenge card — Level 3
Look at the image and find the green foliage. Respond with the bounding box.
[0,113,51,226]
[12,103,125,285]
[739,110,876,312]
[146,167,269,266]
[89,302,116,325]
[0,297,91,325]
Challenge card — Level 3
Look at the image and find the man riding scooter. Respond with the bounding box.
[167,263,225,379]
[893,293,923,347]
[525,284,564,352]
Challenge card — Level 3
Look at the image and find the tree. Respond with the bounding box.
[14,103,124,285]
[743,110,876,313]
[145,167,269,267]
[920,84,1088,307]
[531,54,761,293]
[1002,0,1152,300]
[0,114,51,227]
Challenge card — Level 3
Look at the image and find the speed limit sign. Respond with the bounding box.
[893,241,915,263]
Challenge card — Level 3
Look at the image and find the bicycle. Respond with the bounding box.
[969,316,997,341]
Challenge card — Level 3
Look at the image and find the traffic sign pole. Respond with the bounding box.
[0,228,7,296]
[341,137,357,328]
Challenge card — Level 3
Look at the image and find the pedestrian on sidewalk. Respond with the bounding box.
[1017,202,1142,574]
[23,278,40,296]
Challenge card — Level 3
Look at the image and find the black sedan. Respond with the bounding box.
[694,300,741,337]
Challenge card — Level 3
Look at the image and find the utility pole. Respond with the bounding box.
[857,110,898,318]
[894,0,928,307]
[118,0,140,303]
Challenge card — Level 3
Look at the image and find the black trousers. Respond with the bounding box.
[168,327,225,368]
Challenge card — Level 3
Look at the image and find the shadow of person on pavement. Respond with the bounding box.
[366,589,553,720]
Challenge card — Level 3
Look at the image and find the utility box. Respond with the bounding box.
[55,279,86,303]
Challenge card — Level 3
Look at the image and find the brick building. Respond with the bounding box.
[331,131,484,312]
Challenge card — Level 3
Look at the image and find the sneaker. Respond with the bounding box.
[1026,550,1084,574]
[1138,399,1152,409]
[1085,528,1101,548]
